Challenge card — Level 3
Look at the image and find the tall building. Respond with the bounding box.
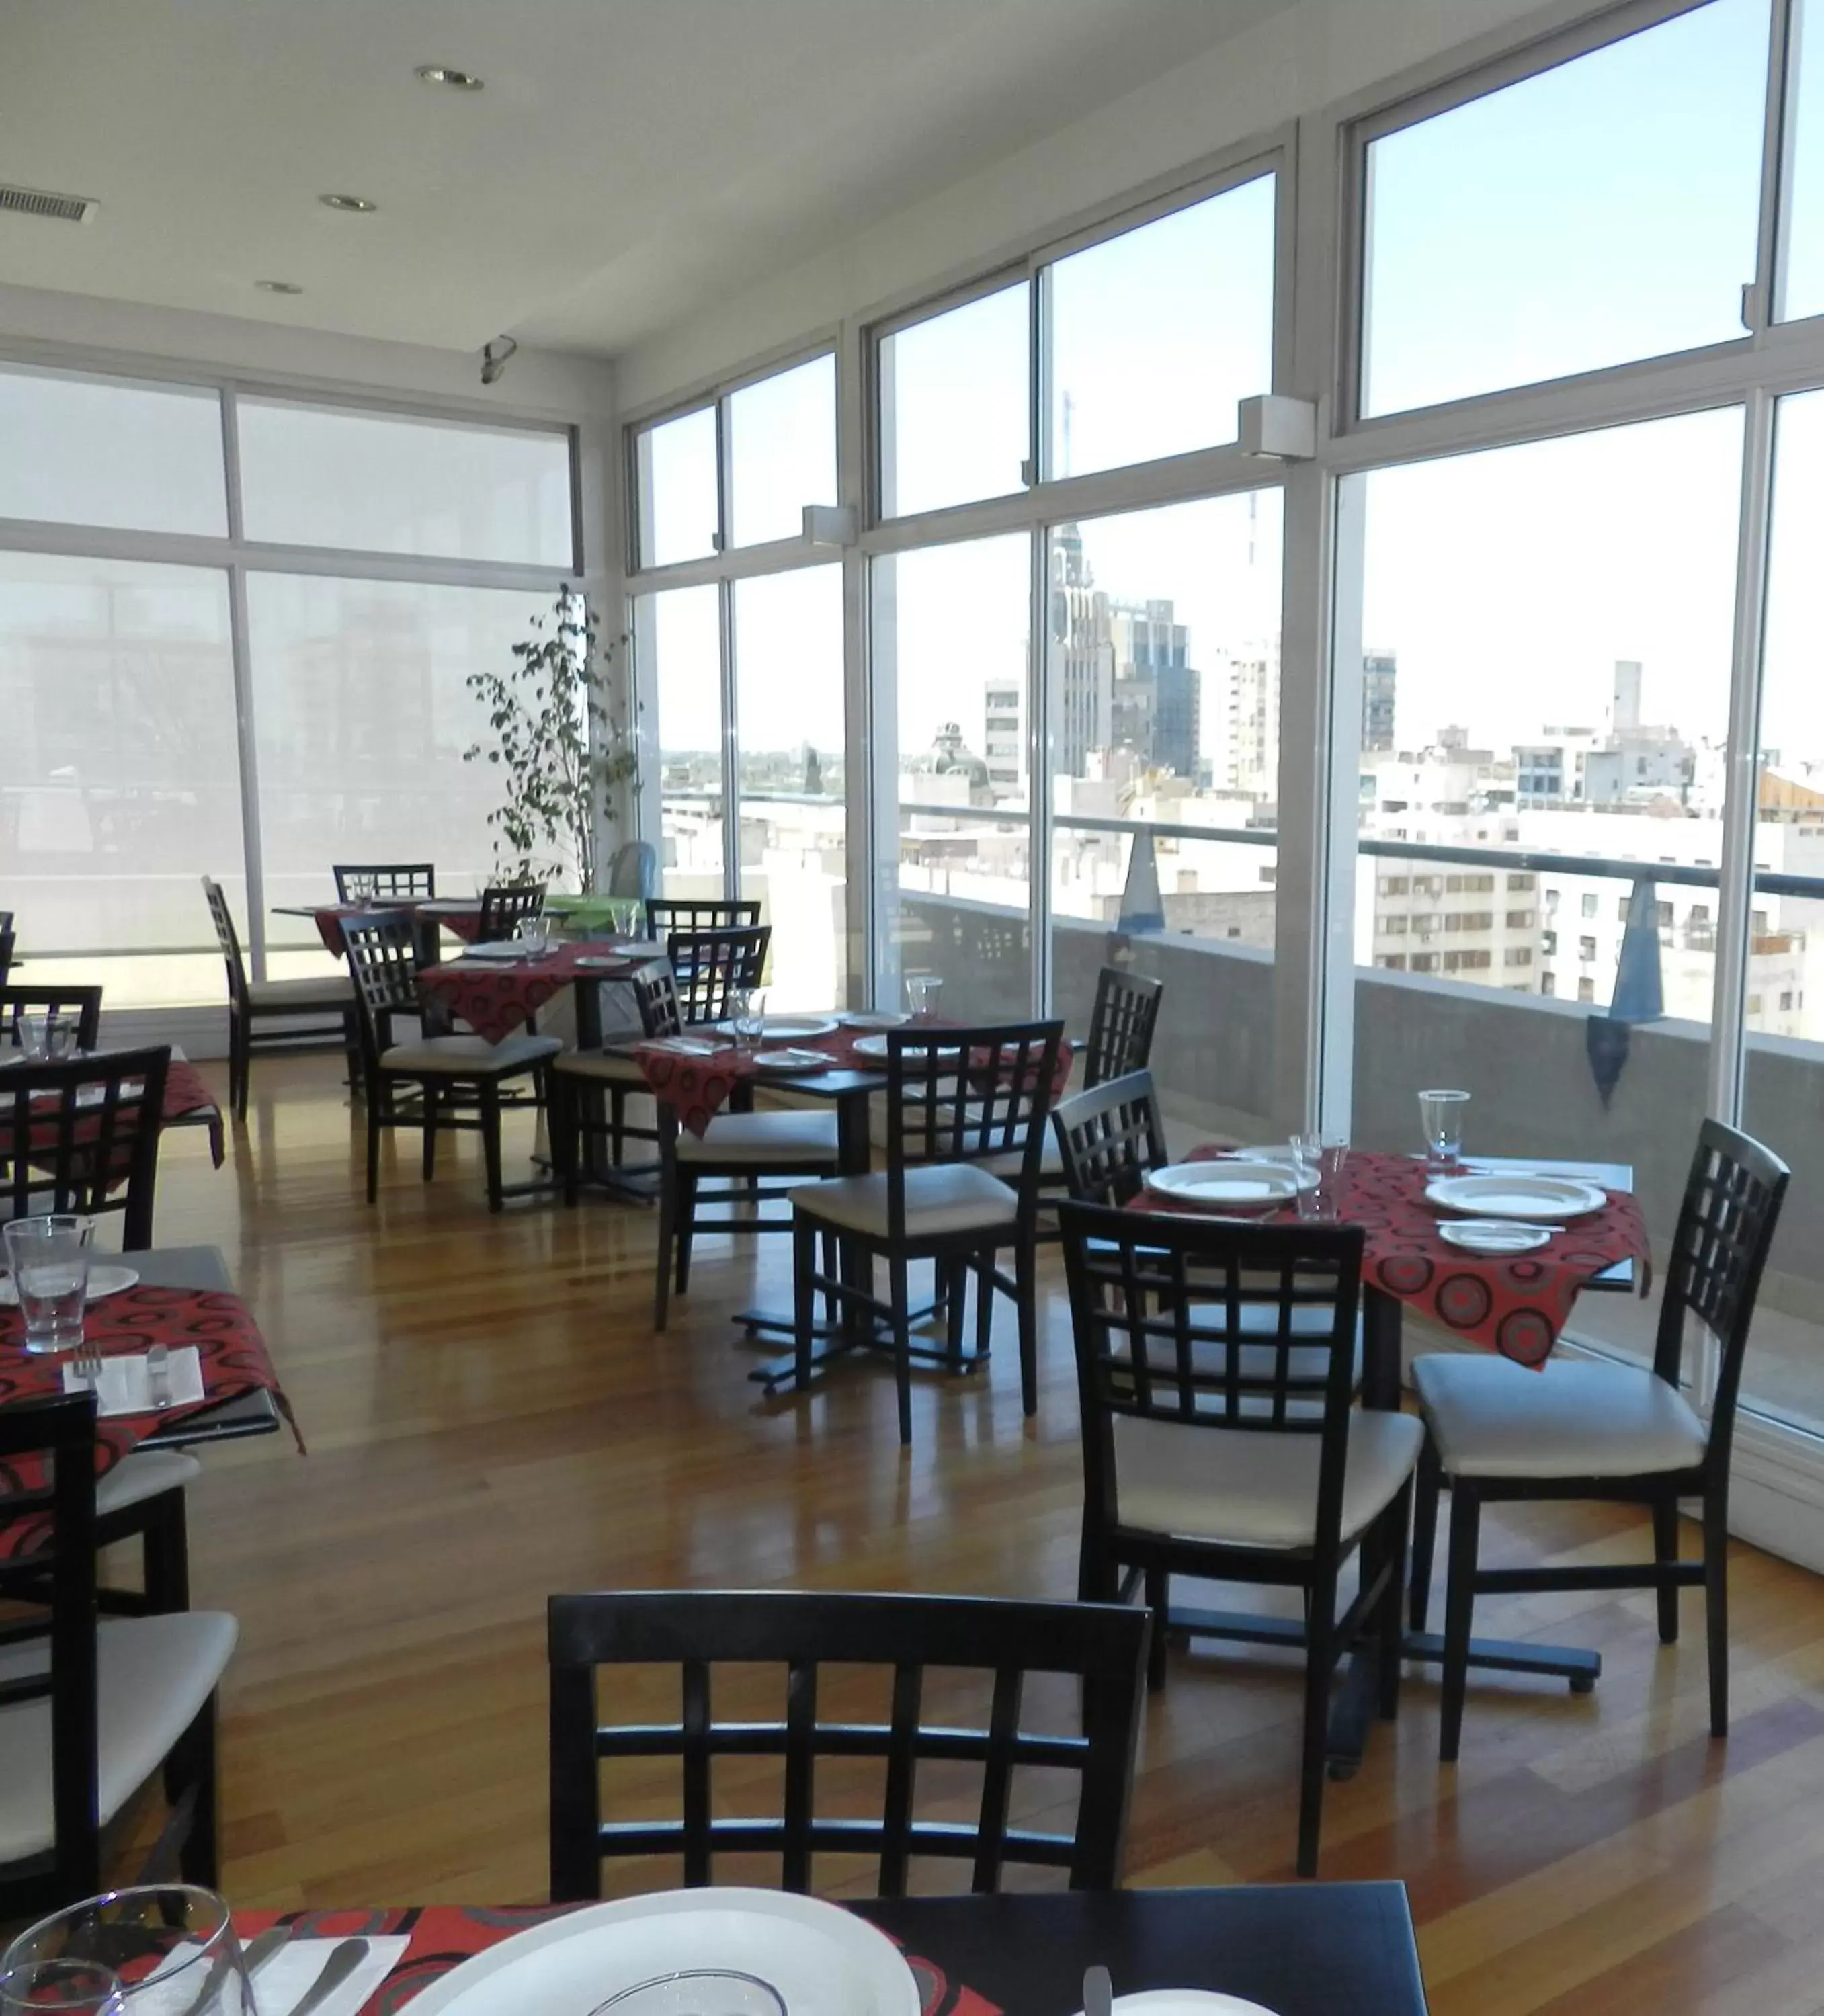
[1362,649,1397,752]
[982,683,1026,797]
[1108,598,1199,780]
[1210,641,1280,802]
[1048,523,1115,781]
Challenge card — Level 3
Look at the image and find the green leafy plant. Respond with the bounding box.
[463,586,637,892]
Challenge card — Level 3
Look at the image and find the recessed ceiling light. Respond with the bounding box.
[319,193,378,214]
[256,280,304,295]
[415,64,483,89]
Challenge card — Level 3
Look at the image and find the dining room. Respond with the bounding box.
[7,1,1824,2012]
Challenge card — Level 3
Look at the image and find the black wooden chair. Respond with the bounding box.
[477,882,547,945]
[0,984,103,1055]
[645,898,761,943]
[1409,1118,1790,1761]
[333,862,436,902]
[790,1020,1063,1442]
[550,960,669,1202]
[0,1394,236,1918]
[1083,966,1165,1089]
[547,1588,1149,1902]
[343,913,559,1212]
[1059,1199,1419,1876]
[1051,1072,1169,1208]
[202,876,356,1120]
[666,925,770,1026]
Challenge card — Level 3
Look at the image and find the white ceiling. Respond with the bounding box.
[0,0,1288,361]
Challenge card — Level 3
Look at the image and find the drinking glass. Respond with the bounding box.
[1418,1089,1471,1170]
[731,989,767,1054]
[19,1012,80,1062]
[0,1960,126,2016]
[514,914,550,954]
[905,975,943,1021]
[606,898,642,941]
[1293,1132,1349,1221]
[1290,1130,1323,1220]
[3,1216,95,1355]
[2,1889,254,2016]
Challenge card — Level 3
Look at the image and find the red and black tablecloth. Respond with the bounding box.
[416,942,652,1048]
[1141,1145,1651,1368]
[0,1283,298,1546]
[229,1904,1000,2016]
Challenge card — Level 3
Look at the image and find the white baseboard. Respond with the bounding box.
[99,1005,231,1059]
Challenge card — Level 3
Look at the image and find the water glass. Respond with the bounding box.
[731,988,768,1054]
[1294,1132,1349,1220]
[606,897,643,941]
[0,1960,126,2015]
[514,914,550,954]
[19,1011,81,1062]
[1418,1088,1471,1170]
[2,1216,95,1355]
[906,975,943,1021]
[1,1888,254,2016]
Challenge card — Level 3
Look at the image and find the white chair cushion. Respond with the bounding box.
[0,1611,238,1861]
[794,1163,1020,1240]
[247,974,354,1007]
[677,1110,840,1166]
[97,1449,202,1517]
[1413,1353,1708,1480]
[552,1049,648,1085]
[1110,1407,1424,1551]
[380,1032,560,1076]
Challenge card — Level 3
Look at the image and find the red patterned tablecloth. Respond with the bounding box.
[637,1023,1075,1138]
[229,1905,999,2016]
[417,941,653,1047]
[1139,1146,1651,1369]
[0,1283,298,1543]
[312,902,484,958]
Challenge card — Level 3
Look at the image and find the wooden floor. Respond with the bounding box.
[145,1053,1824,2015]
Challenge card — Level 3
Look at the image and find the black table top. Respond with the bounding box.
[854,1886,1428,2016]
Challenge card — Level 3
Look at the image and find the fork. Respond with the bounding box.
[71,1332,103,1386]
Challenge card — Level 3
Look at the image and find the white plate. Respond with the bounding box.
[748,1048,832,1075]
[1075,1994,1280,2016]
[0,1263,139,1306]
[839,1010,910,1030]
[1438,1218,1553,1254]
[758,1016,838,1042]
[401,1888,920,2016]
[1143,1159,1311,1211]
[1425,1173,1608,1222]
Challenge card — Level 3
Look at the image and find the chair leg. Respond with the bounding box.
[610,1086,626,1166]
[655,1168,679,1331]
[1652,1497,1682,1644]
[1409,1435,1441,1632]
[1439,1483,1481,1764]
[1297,1568,1337,1878]
[167,1692,221,1888]
[1379,1480,1412,1722]
[1704,1489,1731,1736]
[231,1014,251,1121]
[793,1216,818,1391]
[479,1081,503,1211]
[675,1173,699,1294]
[144,1490,191,1613]
[1077,1520,1116,1604]
[421,1083,440,1181]
[943,1257,967,1369]
[1015,1238,1039,1417]
[365,1099,382,1204]
[890,1253,913,1445]
[552,1079,579,1206]
[1143,1566,1169,1691]
[975,1255,994,1359]
[821,1230,839,1329]
[343,1009,362,1099]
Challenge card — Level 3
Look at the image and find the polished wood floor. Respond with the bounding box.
[144,1053,1824,2015]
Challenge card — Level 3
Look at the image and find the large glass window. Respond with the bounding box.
[735,566,845,1007]
[728,355,837,548]
[237,401,572,565]
[640,584,727,900]
[878,284,1030,519]
[1343,407,1744,1363]
[1784,0,1824,322]
[1046,174,1276,478]
[874,534,1033,1019]
[0,552,241,1007]
[1360,0,1768,416]
[1048,491,1283,1134]
[0,366,226,536]
[635,407,720,569]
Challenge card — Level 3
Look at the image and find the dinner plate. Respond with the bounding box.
[839,1010,910,1030]
[1425,1173,1607,1222]
[1438,1218,1553,1254]
[1074,1994,1279,2016]
[757,1015,838,1042]
[1143,1159,1312,1212]
[452,942,532,962]
[401,1888,920,2016]
[0,1264,139,1306]
[748,1048,832,1075]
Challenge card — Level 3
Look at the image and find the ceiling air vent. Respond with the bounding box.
[0,184,99,224]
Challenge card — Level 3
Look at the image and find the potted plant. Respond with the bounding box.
[463,586,637,893]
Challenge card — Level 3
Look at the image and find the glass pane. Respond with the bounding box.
[728,356,837,548]
[0,552,241,1008]
[1046,174,1276,478]
[873,533,1032,1017]
[248,576,561,946]
[237,401,572,564]
[0,365,226,536]
[1360,0,1767,415]
[1048,492,1282,1139]
[1743,388,1824,1433]
[639,583,725,898]
[735,566,845,1008]
[878,284,1029,519]
[637,407,719,569]
[1784,0,1824,321]
[1343,407,1743,1369]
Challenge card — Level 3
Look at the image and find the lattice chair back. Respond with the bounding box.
[333,862,437,902]
[0,986,104,1056]
[476,882,547,944]
[664,926,770,1026]
[1084,966,1164,1089]
[0,1046,171,1249]
[632,964,683,1042]
[200,878,249,1009]
[1052,1071,1169,1208]
[646,898,761,943]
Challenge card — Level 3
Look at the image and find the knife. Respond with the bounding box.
[280,1937,368,2016]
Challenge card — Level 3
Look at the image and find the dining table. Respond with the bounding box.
[273,898,487,966]
[415,937,659,1050]
[1140,1144,1651,1766]
[228,1882,1429,2016]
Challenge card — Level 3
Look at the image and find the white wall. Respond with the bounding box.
[614,0,1555,416]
